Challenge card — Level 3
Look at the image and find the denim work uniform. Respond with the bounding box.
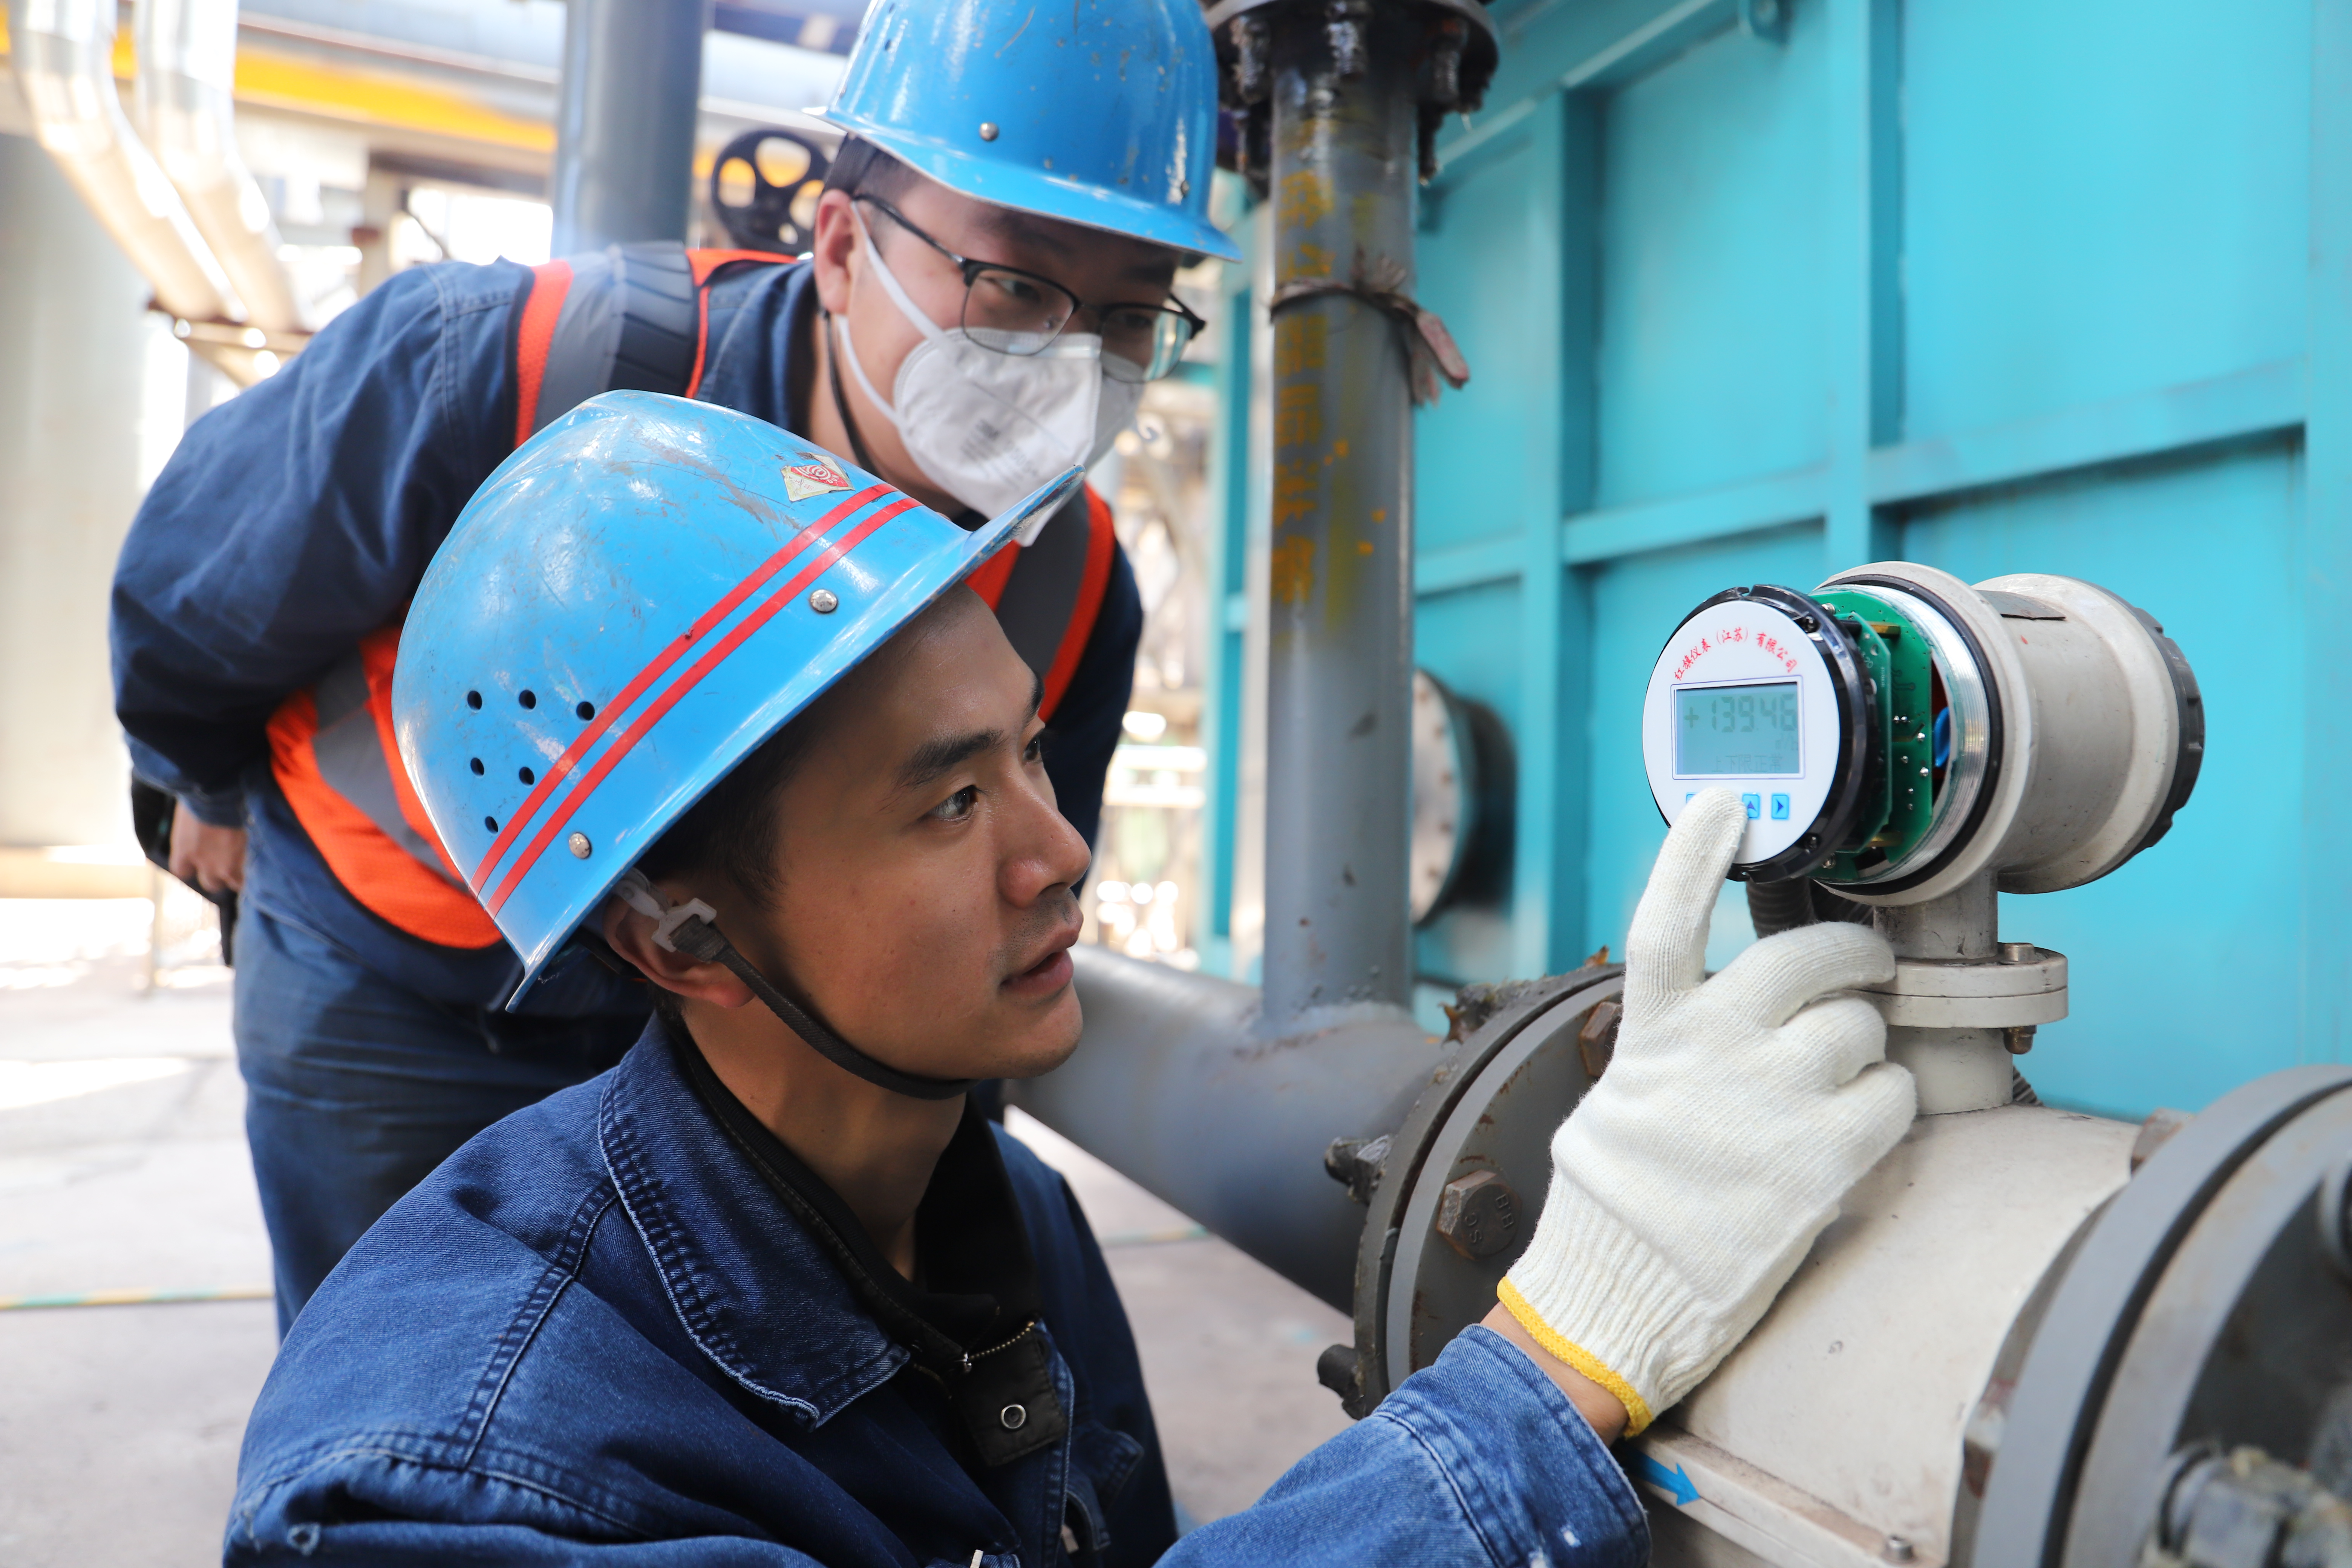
[110,256,1144,1327]
[228,1020,1651,1566]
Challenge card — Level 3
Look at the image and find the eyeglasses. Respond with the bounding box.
[856,195,1205,383]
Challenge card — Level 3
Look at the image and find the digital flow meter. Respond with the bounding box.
[1641,562,2203,902]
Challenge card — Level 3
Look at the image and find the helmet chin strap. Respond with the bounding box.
[613,870,977,1102]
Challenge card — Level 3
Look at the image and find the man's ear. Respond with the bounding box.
[810,187,860,316]
[601,889,756,1010]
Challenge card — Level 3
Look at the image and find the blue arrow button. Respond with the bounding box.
[1632,1450,1700,1508]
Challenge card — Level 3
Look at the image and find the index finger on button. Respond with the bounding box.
[1623,789,1748,1010]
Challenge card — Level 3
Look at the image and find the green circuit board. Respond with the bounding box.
[1815,588,1940,882]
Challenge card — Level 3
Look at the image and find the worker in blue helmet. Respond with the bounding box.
[109,0,1239,1333]
[228,393,1911,1565]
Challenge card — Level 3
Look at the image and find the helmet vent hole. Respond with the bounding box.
[466,691,482,710]
[518,690,537,710]
[518,766,536,785]
[576,700,596,720]
[469,758,484,775]
[484,815,499,832]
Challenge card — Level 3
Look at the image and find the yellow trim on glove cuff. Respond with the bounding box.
[1497,1277,1656,1437]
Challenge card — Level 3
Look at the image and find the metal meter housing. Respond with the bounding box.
[1644,565,2203,897]
[1642,584,1879,882]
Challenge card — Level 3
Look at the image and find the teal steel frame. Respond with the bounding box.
[1199,0,2352,1116]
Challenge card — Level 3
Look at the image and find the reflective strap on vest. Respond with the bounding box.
[965,485,1118,721]
[265,625,501,947]
[513,245,701,442]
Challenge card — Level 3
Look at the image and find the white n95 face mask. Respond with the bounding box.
[837,209,1143,521]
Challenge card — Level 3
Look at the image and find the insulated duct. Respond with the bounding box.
[6,0,234,324]
[134,0,302,336]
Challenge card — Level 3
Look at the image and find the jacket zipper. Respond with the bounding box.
[960,1318,1037,1376]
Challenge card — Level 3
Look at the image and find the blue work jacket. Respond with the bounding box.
[111,258,1141,1015]
[227,1020,1649,1566]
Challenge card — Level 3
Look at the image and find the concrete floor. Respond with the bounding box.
[0,899,1352,1563]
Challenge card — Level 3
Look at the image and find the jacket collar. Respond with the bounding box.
[596,1017,907,1425]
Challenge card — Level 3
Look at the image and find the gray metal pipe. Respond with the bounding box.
[1011,948,1442,1310]
[1258,9,1421,1025]
[551,0,708,255]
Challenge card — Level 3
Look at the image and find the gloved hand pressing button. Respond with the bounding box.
[1495,787,1915,1437]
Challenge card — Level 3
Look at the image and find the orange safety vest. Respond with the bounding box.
[267,244,1119,949]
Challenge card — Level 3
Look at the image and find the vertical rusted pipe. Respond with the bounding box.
[1260,10,1421,1025]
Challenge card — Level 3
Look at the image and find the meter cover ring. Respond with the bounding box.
[1646,585,1877,883]
[1824,573,2008,897]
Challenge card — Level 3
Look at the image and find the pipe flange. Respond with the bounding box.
[1973,1064,2352,1566]
[1332,963,1622,1413]
[1205,0,1500,194]
[1859,948,2069,1030]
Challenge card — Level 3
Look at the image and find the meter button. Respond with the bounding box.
[1743,793,1762,819]
[1772,794,1791,821]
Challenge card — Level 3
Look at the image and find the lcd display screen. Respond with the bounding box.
[1674,681,1801,776]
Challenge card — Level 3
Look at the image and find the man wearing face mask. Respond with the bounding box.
[108,0,1234,1333]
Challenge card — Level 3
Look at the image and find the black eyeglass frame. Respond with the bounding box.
[855,194,1207,381]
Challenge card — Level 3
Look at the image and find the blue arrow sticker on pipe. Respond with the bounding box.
[1632,1450,1701,1507]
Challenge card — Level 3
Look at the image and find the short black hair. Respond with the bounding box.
[628,711,819,1028]
[636,711,818,911]
[823,135,919,207]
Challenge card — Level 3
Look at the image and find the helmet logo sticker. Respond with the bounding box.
[781,459,852,502]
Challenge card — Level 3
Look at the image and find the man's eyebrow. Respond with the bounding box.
[975,208,1074,257]
[976,213,1171,289]
[898,728,1003,792]
[895,675,1044,792]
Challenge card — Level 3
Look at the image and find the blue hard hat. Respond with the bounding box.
[391,391,1083,1001]
[815,0,1241,263]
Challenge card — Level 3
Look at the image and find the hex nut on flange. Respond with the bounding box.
[1435,1170,1521,1262]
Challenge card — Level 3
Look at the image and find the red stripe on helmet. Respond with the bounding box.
[469,484,892,893]
[485,496,923,914]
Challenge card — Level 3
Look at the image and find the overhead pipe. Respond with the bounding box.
[551,0,709,254]
[8,0,236,324]
[1012,0,1496,1308]
[135,0,304,337]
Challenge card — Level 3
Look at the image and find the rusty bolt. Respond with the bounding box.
[1435,1170,1520,1262]
[2130,1107,2193,1172]
[1578,998,1622,1081]
[1324,0,1370,78]
[1429,18,1465,107]
[1324,1133,1390,1205]
[1227,15,1271,106]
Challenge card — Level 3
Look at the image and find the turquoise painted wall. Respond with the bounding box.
[1204,0,2352,1121]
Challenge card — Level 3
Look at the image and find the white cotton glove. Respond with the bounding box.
[1498,788,1915,1436]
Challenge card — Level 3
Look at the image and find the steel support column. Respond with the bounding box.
[551,0,708,255]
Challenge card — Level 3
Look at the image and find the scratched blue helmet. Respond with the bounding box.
[392,391,1081,1001]
[816,0,1240,263]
